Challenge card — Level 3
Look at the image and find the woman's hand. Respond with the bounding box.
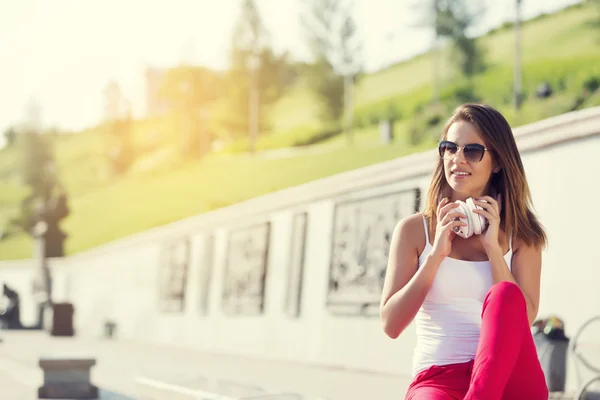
[473,194,502,252]
[430,198,467,260]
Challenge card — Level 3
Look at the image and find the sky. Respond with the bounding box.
[0,0,583,147]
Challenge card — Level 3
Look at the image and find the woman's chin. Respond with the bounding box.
[447,180,470,193]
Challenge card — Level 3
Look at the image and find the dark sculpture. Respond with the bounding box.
[536,81,553,99]
[19,152,70,258]
[0,283,48,330]
[0,283,22,329]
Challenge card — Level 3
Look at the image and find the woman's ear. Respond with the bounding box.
[493,165,501,173]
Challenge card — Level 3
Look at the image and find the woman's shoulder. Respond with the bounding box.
[392,212,428,249]
[512,234,542,255]
[394,212,426,231]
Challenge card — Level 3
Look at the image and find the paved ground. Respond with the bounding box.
[0,331,584,399]
[0,368,32,400]
[0,331,413,400]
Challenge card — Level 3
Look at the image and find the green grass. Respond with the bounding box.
[0,125,433,259]
[0,1,599,260]
[272,2,598,130]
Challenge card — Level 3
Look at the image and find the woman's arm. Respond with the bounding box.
[474,196,541,325]
[486,240,541,325]
[380,215,444,339]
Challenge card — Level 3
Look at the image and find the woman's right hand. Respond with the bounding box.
[430,197,467,259]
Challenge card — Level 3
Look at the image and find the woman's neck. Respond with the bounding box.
[450,188,490,203]
[450,193,481,202]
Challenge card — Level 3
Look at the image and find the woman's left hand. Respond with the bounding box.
[472,194,502,252]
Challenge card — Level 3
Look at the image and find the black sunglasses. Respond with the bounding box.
[438,140,489,163]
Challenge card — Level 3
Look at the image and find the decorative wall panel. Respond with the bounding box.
[222,222,271,315]
[158,237,191,313]
[327,188,421,316]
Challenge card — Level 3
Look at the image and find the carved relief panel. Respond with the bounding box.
[327,188,421,316]
[222,222,271,315]
[158,237,191,313]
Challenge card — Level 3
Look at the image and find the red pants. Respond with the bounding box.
[405,282,549,400]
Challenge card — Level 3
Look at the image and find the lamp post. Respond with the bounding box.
[432,0,441,106]
[514,0,523,111]
[341,57,360,145]
[33,218,52,307]
[247,54,260,155]
[22,101,53,313]
[179,79,193,157]
[343,72,354,144]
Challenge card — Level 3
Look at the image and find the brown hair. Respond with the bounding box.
[424,103,547,250]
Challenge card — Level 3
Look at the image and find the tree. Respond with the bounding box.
[591,0,600,32]
[418,0,487,80]
[301,0,363,134]
[158,66,221,111]
[15,119,69,257]
[158,65,222,158]
[106,113,135,176]
[224,0,295,152]
[3,127,16,147]
[19,101,55,203]
[102,81,137,174]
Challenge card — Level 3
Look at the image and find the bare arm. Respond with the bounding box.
[379,215,444,339]
[474,196,541,325]
[486,239,542,325]
[381,200,465,339]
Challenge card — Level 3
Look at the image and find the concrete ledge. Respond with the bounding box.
[38,357,98,399]
[549,392,574,399]
[136,377,231,400]
[39,357,95,370]
[38,382,99,399]
[135,376,316,400]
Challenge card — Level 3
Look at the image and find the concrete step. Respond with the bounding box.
[135,375,323,400]
[0,355,136,399]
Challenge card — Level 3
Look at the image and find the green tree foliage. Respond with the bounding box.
[422,0,487,78]
[223,0,295,144]
[13,123,65,238]
[158,66,222,157]
[19,130,55,202]
[591,0,600,30]
[3,127,16,147]
[106,113,135,176]
[158,65,221,111]
[300,0,363,124]
[103,82,137,174]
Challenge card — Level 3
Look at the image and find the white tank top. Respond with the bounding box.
[412,215,513,376]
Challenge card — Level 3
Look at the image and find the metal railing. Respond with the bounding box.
[570,316,600,400]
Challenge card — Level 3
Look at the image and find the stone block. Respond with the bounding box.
[50,303,75,337]
[38,357,98,399]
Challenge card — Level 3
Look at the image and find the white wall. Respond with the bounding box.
[1,107,599,392]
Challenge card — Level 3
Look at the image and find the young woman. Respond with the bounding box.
[380,104,549,399]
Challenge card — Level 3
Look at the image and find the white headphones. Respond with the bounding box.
[452,198,488,239]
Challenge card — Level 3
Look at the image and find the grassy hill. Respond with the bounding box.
[1,2,599,260]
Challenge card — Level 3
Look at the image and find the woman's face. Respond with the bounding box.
[441,120,496,200]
